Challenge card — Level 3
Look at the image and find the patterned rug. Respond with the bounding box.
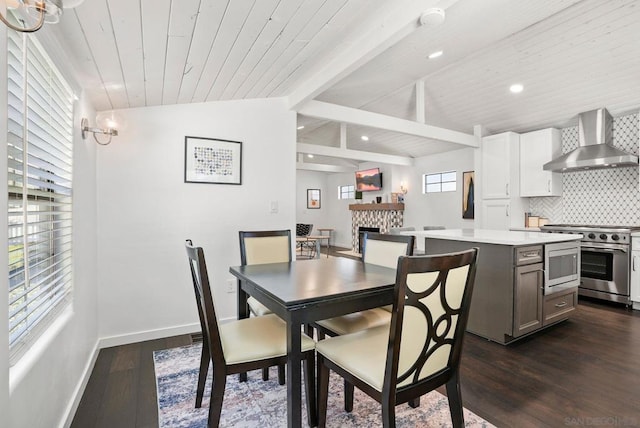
[154,344,494,427]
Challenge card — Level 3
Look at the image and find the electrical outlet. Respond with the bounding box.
[226,279,236,294]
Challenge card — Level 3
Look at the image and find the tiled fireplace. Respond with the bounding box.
[349,203,404,253]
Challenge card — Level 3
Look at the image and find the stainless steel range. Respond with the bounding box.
[540,224,640,304]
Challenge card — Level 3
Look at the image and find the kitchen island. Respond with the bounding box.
[401,229,582,344]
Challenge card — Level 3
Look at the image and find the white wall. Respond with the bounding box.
[296,170,328,234]
[403,148,476,230]
[5,92,99,428]
[96,98,296,343]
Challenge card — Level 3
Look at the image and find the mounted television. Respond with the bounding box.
[355,167,383,192]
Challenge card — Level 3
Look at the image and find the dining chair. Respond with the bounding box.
[315,248,479,428]
[238,229,291,383]
[185,240,316,428]
[313,232,415,339]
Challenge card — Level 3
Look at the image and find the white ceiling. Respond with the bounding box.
[45,0,640,167]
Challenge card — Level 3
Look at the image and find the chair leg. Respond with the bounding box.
[208,370,227,428]
[344,379,354,412]
[317,355,330,428]
[238,372,247,382]
[445,372,465,428]
[262,367,270,381]
[304,352,317,427]
[382,398,397,428]
[408,397,420,408]
[278,364,285,385]
[196,343,211,408]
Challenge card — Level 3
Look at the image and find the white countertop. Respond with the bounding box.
[399,228,582,248]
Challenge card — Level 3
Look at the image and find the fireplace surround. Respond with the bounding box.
[348,203,404,253]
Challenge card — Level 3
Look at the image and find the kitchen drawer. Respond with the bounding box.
[543,288,577,326]
[515,245,543,266]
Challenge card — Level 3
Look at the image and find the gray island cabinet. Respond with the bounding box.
[403,229,582,344]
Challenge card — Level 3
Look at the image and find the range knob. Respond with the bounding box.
[612,234,620,241]
[588,233,596,239]
[599,233,608,240]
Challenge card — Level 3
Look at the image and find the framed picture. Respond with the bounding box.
[462,171,475,219]
[184,136,242,184]
[307,189,321,209]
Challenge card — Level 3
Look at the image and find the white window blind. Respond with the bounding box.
[7,29,74,361]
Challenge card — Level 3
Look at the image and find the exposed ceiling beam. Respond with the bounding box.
[298,100,478,147]
[287,0,458,110]
[296,162,356,173]
[297,143,413,166]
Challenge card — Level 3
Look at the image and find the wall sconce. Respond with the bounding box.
[0,0,63,33]
[81,112,121,146]
[400,181,408,194]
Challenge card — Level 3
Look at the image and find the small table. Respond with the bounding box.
[307,235,330,258]
[317,228,334,251]
[229,257,396,428]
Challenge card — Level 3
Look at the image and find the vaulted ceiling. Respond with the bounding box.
[43,0,640,168]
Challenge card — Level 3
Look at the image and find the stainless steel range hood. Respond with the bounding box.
[543,108,638,172]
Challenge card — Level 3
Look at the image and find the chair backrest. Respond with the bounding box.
[296,223,313,237]
[385,248,478,395]
[185,240,225,366]
[239,230,292,265]
[389,226,415,235]
[362,232,415,269]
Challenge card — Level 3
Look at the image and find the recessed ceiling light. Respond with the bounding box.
[510,83,524,93]
[297,125,305,130]
[361,135,369,141]
[307,154,314,158]
[428,50,443,59]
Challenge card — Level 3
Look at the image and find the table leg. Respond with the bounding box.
[286,321,303,428]
[315,239,320,259]
[237,280,249,382]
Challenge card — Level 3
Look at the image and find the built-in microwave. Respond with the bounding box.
[544,241,580,295]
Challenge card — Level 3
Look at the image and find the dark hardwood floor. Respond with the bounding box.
[72,246,640,427]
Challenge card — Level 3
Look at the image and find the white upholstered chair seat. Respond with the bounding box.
[247,296,272,316]
[220,314,315,365]
[314,308,391,336]
[316,318,444,391]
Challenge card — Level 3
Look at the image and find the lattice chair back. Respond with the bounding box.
[387,248,478,392]
[296,223,313,237]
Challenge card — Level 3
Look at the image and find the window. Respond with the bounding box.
[424,171,457,193]
[7,29,74,361]
[339,184,355,200]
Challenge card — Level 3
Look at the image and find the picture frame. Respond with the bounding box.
[184,136,242,184]
[307,189,321,209]
[462,171,475,219]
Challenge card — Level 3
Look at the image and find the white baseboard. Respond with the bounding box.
[62,319,235,427]
[60,340,99,428]
[98,322,202,349]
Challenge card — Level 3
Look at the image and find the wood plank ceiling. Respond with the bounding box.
[49,0,640,166]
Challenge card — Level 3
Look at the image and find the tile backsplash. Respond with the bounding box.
[529,112,639,225]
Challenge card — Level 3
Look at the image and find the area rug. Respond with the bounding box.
[154,344,494,427]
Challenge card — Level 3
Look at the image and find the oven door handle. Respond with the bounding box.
[581,245,627,253]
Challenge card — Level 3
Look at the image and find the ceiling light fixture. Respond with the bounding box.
[297,125,305,130]
[0,0,64,33]
[428,50,443,59]
[307,154,314,159]
[419,8,445,26]
[361,136,369,141]
[510,83,524,94]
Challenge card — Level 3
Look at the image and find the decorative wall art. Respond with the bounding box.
[184,136,242,184]
[307,189,321,209]
[462,171,475,219]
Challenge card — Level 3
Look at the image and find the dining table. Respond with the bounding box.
[229,256,397,428]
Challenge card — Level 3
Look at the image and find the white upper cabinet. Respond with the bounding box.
[482,132,520,199]
[520,128,563,197]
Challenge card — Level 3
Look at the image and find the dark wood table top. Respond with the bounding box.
[230,257,396,310]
